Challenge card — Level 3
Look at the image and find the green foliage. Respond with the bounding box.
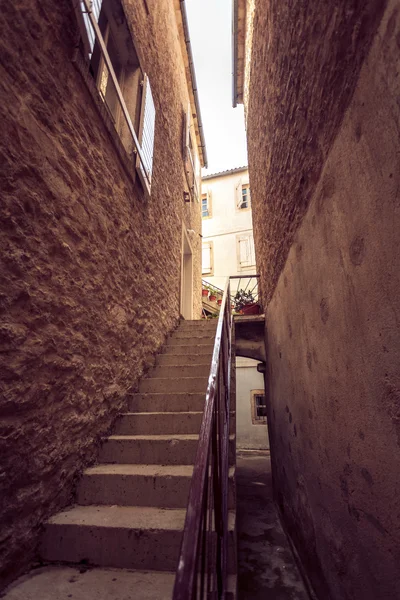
[233,289,255,312]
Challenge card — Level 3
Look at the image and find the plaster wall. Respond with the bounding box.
[236,357,269,450]
[248,2,400,598]
[0,0,202,588]
[202,169,256,291]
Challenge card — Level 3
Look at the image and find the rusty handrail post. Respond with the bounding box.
[173,278,232,600]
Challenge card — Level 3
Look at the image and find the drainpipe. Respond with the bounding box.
[232,0,238,108]
[180,0,208,169]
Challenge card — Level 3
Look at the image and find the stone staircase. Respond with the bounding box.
[4,320,236,600]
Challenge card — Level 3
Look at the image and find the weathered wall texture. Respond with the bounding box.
[0,0,202,588]
[247,1,400,599]
[247,0,387,305]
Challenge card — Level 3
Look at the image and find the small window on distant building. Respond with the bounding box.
[202,191,212,218]
[239,185,251,209]
[251,390,267,425]
[202,241,213,275]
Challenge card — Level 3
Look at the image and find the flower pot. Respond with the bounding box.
[202,289,209,297]
[217,299,222,306]
[209,294,217,302]
[241,303,261,315]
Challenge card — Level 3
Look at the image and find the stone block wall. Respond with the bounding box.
[247,0,400,598]
[0,0,202,588]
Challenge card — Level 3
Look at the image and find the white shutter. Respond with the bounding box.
[249,234,256,266]
[207,189,212,214]
[238,236,250,267]
[237,234,256,270]
[202,242,212,274]
[79,0,103,55]
[137,74,156,189]
[235,178,243,208]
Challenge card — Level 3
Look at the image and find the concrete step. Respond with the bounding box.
[99,434,200,465]
[178,320,218,330]
[151,364,211,378]
[3,566,236,600]
[139,377,207,394]
[40,505,237,571]
[170,330,216,341]
[2,566,176,600]
[77,464,236,509]
[99,434,236,466]
[114,412,236,436]
[161,344,213,356]
[128,393,205,413]
[167,336,215,347]
[113,412,203,435]
[156,353,211,367]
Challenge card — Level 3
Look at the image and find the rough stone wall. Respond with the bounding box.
[247,1,400,598]
[247,0,387,305]
[0,0,202,588]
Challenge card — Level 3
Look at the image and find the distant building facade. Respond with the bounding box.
[201,166,268,450]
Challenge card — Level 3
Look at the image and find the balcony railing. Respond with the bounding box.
[173,278,232,599]
[202,275,262,316]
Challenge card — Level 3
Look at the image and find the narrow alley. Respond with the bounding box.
[237,452,309,600]
[1,0,400,599]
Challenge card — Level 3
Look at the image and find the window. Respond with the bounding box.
[201,191,212,218]
[251,390,267,425]
[202,241,213,275]
[236,234,256,271]
[235,179,251,210]
[183,105,201,202]
[74,0,155,192]
[240,185,251,209]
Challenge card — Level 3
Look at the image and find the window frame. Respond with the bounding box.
[240,184,251,210]
[202,241,214,276]
[250,389,267,425]
[73,0,155,194]
[236,233,256,272]
[201,190,212,219]
[183,105,201,202]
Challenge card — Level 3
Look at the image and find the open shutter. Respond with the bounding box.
[206,189,212,216]
[137,74,156,191]
[183,104,199,201]
[202,242,212,274]
[78,0,103,56]
[235,178,243,208]
[183,103,191,157]
[249,234,256,266]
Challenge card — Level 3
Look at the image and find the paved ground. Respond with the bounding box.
[237,452,309,600]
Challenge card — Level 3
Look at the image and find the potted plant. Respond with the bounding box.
[233,289,260,315]
[202,287,209,298]
[207,285,217,302]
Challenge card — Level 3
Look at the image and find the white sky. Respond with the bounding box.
[186,0,248,176]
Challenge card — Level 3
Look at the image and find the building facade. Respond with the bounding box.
[233,1,400,599]
[201,167,268,450]
[201,166,256,291]
[0,0,205,588]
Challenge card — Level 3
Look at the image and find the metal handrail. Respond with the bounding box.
[173,278,232,599]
